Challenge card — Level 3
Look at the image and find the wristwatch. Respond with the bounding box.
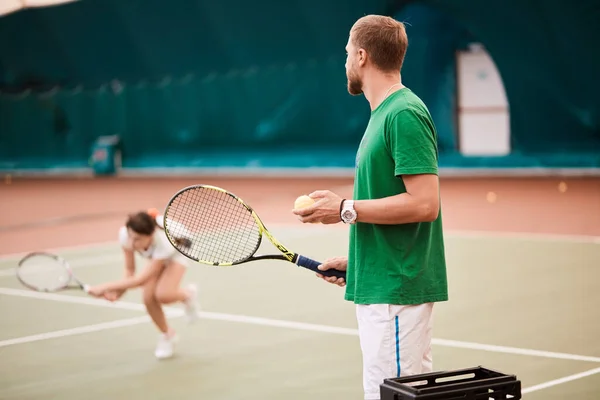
[340,199,358,224]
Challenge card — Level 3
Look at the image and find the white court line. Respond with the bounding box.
[0,241,117,261]
[0,287,148,311]
[433,338,600,364]
[0,224,332,261]
[1,226,598,261]
[522,366,600,394]
[2,287,599,364]
[0,316,156,348]
[0,254,121,277]
[446,230,600,244]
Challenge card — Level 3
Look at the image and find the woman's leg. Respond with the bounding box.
[154,260,188,304]
[141,262,178,359]
[142,270,171,335]
[155,260,200,322]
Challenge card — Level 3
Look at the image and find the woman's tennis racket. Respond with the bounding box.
[16,252,91,293]
[162,184,346,280]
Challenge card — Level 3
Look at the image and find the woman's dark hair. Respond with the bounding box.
[125,211,157,236]
[126,210,192,248]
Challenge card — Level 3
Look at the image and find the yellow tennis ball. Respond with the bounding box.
[294,195,315,210]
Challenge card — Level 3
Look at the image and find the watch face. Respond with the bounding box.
[342,210,355,221]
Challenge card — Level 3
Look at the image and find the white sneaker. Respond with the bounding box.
[154,332,178,360]
[184,283,200,323]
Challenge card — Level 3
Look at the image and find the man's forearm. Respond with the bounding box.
[354,193,439,225]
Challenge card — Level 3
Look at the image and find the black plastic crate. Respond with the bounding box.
[380,366,521,399]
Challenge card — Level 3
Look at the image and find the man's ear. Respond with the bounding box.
[357,49,367,67]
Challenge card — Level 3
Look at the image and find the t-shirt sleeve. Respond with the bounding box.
[151,233,177,260]
[118,226,132,249]
[386,108,439,176]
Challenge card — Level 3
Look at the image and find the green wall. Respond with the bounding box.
[1,0,599,171]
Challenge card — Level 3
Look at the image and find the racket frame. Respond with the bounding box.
[164,184,298,266]
[163,184,346,279]
[16,251,90,293]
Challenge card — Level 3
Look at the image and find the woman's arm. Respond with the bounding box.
[123,247,136,278]
[103,248,136,301]
[88,258,165,296]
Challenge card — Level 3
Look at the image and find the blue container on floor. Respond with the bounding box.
[90,135,122,176]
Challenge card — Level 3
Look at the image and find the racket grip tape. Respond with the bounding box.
[295,255,346,280]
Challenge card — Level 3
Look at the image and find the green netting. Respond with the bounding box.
[410,0,600,156]
[0,58,370,169]
[0,0,599,171]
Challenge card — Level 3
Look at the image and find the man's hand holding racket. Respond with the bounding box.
[317,257,347,287]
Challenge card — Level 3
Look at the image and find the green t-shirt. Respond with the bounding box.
[345,88,449,305]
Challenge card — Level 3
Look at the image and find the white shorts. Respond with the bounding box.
[356,302,434,400]
[165,253,191,268]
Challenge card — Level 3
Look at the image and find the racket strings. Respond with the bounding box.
[194,190,259,260]
[165,187,261,264]
[171,189,258,262]
[17,255,71,292]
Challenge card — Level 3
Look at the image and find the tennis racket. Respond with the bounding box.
[16,252,90,293]
[162,184,346,280]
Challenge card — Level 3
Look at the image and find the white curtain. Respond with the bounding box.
[0,0,79,17]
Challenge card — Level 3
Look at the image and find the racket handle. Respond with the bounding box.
[295,255,346,280]
[83,284,91,293]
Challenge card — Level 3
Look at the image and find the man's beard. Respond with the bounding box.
[347,71,363,96]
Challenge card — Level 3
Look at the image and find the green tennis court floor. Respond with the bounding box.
[1,226,599,399]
